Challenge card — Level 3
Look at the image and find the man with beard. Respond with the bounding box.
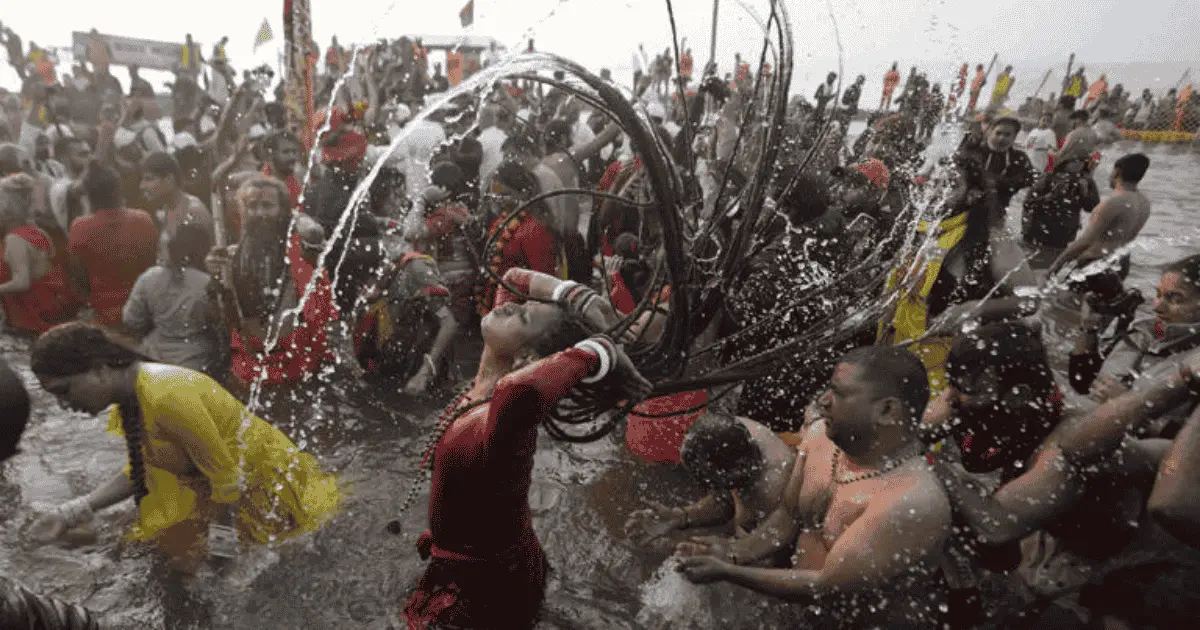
[260,130,303,208]
[205,176,338,394]
[678,346,952,629]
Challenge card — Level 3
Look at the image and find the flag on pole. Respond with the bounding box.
[459,0,474,28]
[253,18,274,50]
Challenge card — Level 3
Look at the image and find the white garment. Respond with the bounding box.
[1024,127,1057,172]
[477,126,508,190]
[571,116,596,154]
[394,119,447,200]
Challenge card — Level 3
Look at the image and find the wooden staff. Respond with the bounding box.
[1033,69,1054,98]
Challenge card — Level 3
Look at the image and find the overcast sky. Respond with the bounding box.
[2,0,1197,102]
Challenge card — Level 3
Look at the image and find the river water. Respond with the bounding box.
[0,137,1196,629]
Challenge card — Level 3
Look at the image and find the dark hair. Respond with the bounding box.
[167,221,213,272]
[680,412,762,490]
[82,160,123,209]
[141,151,180,180]
[837,346,930,424]
[1069,109,1090,122]
[529,306,593,358]
[501,133,539,157]
[778,174,831,227]
[947,322,1061,473]
[992,116,1021,133]
[0,357,30,462]
[430,161,465,192]
[0,143,31,177]
[493,160,540,199]
[1163,254,1200,293]
[1113,152,1150,184]
[543,119,573,153]
[1058,95,1077,110]
[31,323,151,506]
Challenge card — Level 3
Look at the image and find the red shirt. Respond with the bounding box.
[478,213,558,313]
[230,233,338,385]
[68,208,159,328]
[1,225,78,333]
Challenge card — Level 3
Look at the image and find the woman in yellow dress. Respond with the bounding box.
[27,322,341,569]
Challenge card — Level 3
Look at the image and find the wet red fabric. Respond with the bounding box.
[67,208,159,328]
[405,346,596,628]
[0,225,78,333]
[230,233,337,385]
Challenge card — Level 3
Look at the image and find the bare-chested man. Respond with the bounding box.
[1049,152,1151,275]
[677,346,951,628]
[625,412,795,545]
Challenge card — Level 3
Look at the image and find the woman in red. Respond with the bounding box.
[405,267,651,629]
[0,174,77,333]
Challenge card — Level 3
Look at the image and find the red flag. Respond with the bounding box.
[459,0,474,27]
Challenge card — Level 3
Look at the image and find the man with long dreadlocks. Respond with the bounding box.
[402,267,651,629]
[204,175,340,395]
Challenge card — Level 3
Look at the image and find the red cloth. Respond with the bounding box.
[596,158,643,256]
[67,208,159,328]
[850,158,891,191]
[608,277,702,463]
[405,347,597,628]
[230,232,338,385]
[0,226,78,333]
[478,214,558,314]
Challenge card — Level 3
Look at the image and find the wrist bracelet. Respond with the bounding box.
[575,338,613,384]
[57,497,95,528]
[551,281,582,304]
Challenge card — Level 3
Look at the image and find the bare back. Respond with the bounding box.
[730,419,795,534]
[1079,189,1151,261]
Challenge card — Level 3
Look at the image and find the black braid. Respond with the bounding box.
[116,396,150,507]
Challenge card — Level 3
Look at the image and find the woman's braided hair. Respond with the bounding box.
[31,323,152,506]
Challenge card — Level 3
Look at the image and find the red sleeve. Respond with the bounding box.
[67,218,88,255]
[609,271,636,315]
[488,347,598,436]
[493,267,533,309]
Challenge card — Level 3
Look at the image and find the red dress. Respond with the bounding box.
[67,208,159,328]
[0,226,77,333]
[475,212,559,316]
[230,233,338,385]
[404,278,597,628]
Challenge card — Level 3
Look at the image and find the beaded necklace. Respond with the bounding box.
[474,207,532,317]
[391,388,492,525]
[831,445,924,485]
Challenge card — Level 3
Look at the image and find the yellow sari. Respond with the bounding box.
[106,363,341,559]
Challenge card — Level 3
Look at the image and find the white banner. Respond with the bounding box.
[71,31,185,72]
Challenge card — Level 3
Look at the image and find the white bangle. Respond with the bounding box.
[575,338,613,384]
[57,497,95,528]
[423,353,437,377]
[551,281,582,303]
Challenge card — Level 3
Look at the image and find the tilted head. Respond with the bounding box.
[680,412,763,491]
[139,151,181,206]
[31,323,148,415]
[819,346,929,456]
[1155,255,1200,326]
[481,300,593,366]
[1111,152,1149,188]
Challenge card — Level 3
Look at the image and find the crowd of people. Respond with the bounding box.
[0,18,1198,630]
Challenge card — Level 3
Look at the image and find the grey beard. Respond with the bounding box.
[233,219,290,320]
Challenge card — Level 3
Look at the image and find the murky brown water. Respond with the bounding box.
[0,136,1196,629]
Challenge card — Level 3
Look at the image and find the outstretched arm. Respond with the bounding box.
[1148,402,1200,547]
[683,476,951,599]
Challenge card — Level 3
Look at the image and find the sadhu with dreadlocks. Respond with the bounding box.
[26,322,341,572]
[402,267,651,628]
